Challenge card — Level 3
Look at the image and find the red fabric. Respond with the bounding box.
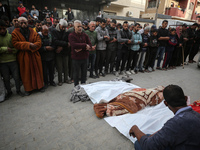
[190,100,200,113]
[17,6,26,17]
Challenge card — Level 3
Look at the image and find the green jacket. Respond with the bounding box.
[0,31,18,63]
[85,30,97,54]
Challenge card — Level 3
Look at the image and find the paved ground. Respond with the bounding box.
[0,55,200,150]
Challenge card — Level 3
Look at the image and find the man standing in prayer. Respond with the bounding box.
[12,17,44,96]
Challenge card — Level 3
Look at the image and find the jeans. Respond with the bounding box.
[95,50,106,73]
[88,53,96,76]
[72,59,87,86]
[56,54,69,83]
[156,46,165,68]
[42,60,55,85]
[105,50,116,73]
[162,47,174,68]
[116,47,129,72]
[138,51,146,71]
[126,50,139,71]
[0,61,21,93]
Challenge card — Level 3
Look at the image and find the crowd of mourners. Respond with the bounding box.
[0,1,200,101]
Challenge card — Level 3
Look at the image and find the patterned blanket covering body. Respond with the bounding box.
[94,86,165,118]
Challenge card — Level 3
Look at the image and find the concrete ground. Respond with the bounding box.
[0,55,200,150]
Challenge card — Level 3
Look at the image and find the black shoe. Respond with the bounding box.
[39,88,45,93]
[50,82,56,87]
[17,90,24,97]
[89,75,96,79]
[24,91,31,96]
[5,91,13,100]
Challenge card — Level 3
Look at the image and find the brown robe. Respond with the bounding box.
[12,27,43,92]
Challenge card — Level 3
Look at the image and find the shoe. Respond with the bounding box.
[152,68,155,71]
[148,67,152,72]
[89,75,96,79]
[65,80,72,84]
[50,82,57,87]
[184,62,188,65]
[24,91,31,96]
[115,71,119,77]
[162,68,167,71]
[120,71,126,75]
[17,90,24,97]
[135,70,138,74]
[139,70,144,73]
[5,91,13,100]
[125,71,131,75]
[39,88,45,93]
[145,69,150,73]
[99,72,105,77]
[156,67,162,70]
[130,70,135,74]
[188,60,193,63]
[58,82,63,86]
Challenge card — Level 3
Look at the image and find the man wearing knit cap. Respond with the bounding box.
[51,19,71,86]
[12,17,43,96]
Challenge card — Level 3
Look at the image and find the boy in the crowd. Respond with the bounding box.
[145,29,159,72]
[162,28,177,70]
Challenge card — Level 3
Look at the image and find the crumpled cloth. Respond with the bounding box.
[70,85,90,103]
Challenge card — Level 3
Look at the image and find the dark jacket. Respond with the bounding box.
[42,9,51,20]
[107,26,118,51]
[157,27,169,47]
[39,33,56,61]
[51,26,69,55]
[187,27,195,45]
[117,29,133,50]
[65,11,74,21]
[52,10,58,18]
[68,31,92,60]
[149,35,158,48]
[140,33,150,52]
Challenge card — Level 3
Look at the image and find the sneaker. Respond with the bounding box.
[145,69,150,73]
[65,80,72,84]
[130,70,135,74]
[125,71,132,75]
[115,71,119,77]
[39,88,45,93]
[120,71,126,75]
[148,67,152,72]
[24,91,31,96]
[184,62,188,65]
[58,82,63,86]
[156,67,162,70]
[99,72,105,77]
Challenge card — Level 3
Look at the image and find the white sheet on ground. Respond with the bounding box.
[81,81,174,143]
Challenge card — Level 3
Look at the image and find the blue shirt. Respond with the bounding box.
[139,107,200,150]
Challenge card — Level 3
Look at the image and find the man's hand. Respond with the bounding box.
[143,43,148,47]
[129,125,145,142]
[183,38,188,41]
[86,44,91,50]
[75,49,82,52]
[7,47,13,53]
[179,43,182,47]
[104,36,109,39]
[127,40,132,44]
[56,46,63,53]
[129,125,138,138]
[92,45,96,51]
[45,46,54,51]
[30,43,38,50]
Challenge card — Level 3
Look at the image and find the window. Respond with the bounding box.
[148,0,157,8]
[103,11,116,16]
[189,2,194,10]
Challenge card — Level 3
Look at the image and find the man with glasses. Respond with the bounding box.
[51,19,71,86]
[7,16,19,34]
[12,17,44,96]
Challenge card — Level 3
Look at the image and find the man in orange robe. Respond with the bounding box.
[12,17,44,96]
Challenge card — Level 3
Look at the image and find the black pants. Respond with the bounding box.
[126,50,139,71]
[105,50,116,73]
[95,50,106,73]
[162,47,174,68]
[88,53,96,76]
[42,60,55,85]
[116,47,129,72]
[145,47,157,69]
[143,48,150,68]
[184,44,193,62]
[170,46,181,67]
[189,43,200,61]
[0,61,20,93]
[72,59,87,86]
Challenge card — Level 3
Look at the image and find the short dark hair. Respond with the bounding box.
[0,20,7,27]
[182,23,187,27]
[192,23,199,27]
[123,21,128,25]
[100,18,106,23]
[111,19,117,24]
[170,28,176,32]
[96,17,101,22]
[35,20,41,24]
[163,85,186,107]
[151,29,158,33]
[134,23,140,27]
[162,20,168,24]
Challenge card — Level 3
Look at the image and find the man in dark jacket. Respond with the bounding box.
[130,85,200,150]
[68,20,92,86]
[39,25,56,89]
[65,8,74,21]
[51,19,71,86]
[115,21,133,77]
[42,6,51,21]
[52,7,59,19]
[105,19,118,74]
